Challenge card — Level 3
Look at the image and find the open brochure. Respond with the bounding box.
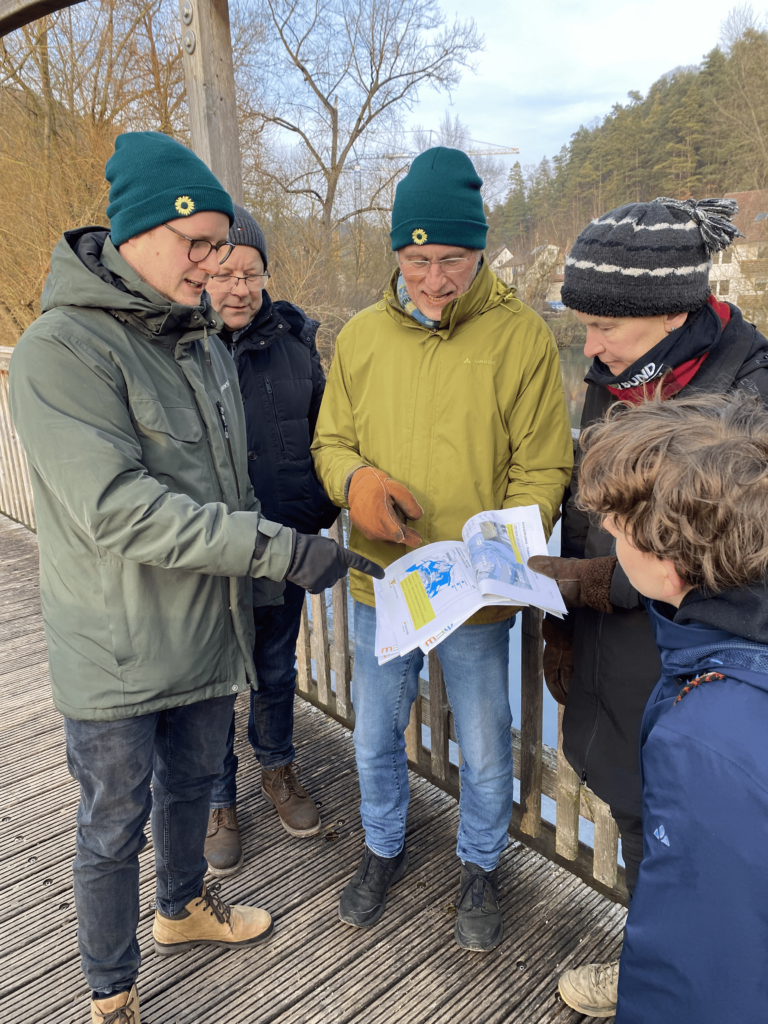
[374,505,566,664]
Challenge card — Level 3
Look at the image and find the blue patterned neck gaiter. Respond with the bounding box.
[396,273,441,329]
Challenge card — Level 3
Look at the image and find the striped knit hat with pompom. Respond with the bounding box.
[561,197,742,318]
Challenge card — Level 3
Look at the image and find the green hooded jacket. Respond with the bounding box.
[311,260,573,623]
[9,228,293,721]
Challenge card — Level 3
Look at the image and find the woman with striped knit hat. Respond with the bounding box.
[528,196,768,1017]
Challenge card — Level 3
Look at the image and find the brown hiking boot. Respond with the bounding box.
[91,984,139,1023]
[204,805,244,878]
[261,763,321,837]
[558,959,620,1017]
[153,880,273,955]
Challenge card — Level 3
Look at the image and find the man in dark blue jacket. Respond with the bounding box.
[204,206,339,874]
[573,393,768,1023]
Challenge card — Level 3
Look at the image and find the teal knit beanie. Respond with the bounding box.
[390,147,487,251]
[106,132,234,246]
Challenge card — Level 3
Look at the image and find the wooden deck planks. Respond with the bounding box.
[0,514,625,1023]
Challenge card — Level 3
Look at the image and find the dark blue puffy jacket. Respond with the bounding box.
[222,292,339,535]
[616,594,768,1023]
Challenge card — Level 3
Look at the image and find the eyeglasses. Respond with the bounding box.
[399,254,477,274]
[164,223,235,264]
[209,271,271,291]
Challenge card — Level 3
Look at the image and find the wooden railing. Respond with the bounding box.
[302,518,627,904]
[0,348,627,903]
[0,346,35,531]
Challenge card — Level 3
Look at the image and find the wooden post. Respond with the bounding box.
[405,685,422,767]
[179,0,244,204]
[329,518,352,720]
[310,591,331,707]
[555,702,580,859]
[519,607,543,837]
[296,596,311,695]
[428,651,449,782]
[593,800,620,888]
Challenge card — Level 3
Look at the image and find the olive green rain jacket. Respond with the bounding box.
[9,227,293,721]
[311,260,573,623]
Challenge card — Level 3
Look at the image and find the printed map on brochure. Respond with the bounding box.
[375,505,566,663]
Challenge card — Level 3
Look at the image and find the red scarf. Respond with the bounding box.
[606,296,731,406]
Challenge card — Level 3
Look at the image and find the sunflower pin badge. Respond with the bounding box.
[412,228,428,245]
[175,195,195,216]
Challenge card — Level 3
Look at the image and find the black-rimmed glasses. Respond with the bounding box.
[164,223,235,265]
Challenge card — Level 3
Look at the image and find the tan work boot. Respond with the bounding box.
[204,806,244,878]
[558,959,620,1017]
[91,984,139,1023]
[262,763,321,837]
[153,880,273,955]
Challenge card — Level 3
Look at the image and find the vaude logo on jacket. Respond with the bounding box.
[612,362,666,390]
[654,824,670,846]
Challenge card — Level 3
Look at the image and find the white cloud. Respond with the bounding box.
[407,0,757,173]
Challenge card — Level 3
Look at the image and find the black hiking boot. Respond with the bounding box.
[454,861,503,951]
[337,845,409,928]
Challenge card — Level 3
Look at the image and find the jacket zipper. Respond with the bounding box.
[216,401,241,500]
[264,377,287,453]
[581,612,604,785]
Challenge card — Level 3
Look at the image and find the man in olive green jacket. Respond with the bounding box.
[9,131,380,1024]
[312,147,572,952]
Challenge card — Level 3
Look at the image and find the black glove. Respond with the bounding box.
[285,531,385,594]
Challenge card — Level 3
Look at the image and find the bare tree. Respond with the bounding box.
[411,111,506,207]
[252,0,484,236]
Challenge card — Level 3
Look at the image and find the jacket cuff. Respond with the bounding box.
[581,555,618,614]
[343,464,368,505]
[248,520,294,581]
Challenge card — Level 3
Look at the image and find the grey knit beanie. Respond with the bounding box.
[229,204,268,268]
[562,197,743,317]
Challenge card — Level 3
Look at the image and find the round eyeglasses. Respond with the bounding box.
[164,223,235,264]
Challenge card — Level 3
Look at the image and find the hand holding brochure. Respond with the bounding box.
[374,505,566,663]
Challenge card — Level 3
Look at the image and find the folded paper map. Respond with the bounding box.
[374,505,566,664]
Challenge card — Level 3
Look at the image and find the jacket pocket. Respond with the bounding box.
[264,378,287,454]
[130,399,203,445]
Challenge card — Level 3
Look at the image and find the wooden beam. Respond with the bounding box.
[0,0,83,37]
[179,0,243,204]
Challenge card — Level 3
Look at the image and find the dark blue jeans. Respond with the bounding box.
[64,694,237,996]
[210,582,306,807]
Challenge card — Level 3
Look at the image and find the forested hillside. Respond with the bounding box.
[487,20,768,253]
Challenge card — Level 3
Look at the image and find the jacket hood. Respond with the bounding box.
[383,257,517,338]
[649,598,768,693]
[674,583,768,645]
[41,226,221,338]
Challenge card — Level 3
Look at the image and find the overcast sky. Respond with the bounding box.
[406,0,759,175]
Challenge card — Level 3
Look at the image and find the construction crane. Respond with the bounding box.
[353,138,519,162]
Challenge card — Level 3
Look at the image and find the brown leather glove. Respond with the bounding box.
[542,616,574,705]
[347,466,423,547]
[527,555,618,613]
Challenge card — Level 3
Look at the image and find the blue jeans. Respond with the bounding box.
[211,582,306,807]
[351,601,514,871]
[64,694,237,996]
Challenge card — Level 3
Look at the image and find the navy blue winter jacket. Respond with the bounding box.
[616,595,768,1023]
[222,292,339,535]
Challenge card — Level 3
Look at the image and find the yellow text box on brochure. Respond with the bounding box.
[505,524,523,563]
[401,571,436,629]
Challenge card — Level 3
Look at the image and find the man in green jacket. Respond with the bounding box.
[312,147,572,951]
[9,131,381,1024]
